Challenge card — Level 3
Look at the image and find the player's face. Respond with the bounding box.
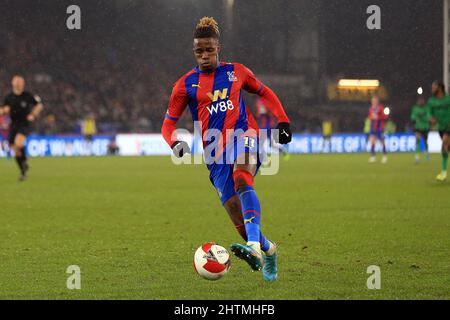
[12,76,25,94]
[371,96,379,106]
[431,82,439,95]
[193,38,219,73]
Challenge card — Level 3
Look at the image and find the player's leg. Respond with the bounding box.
[437,132,449,181]
[229,151,278,280]
[423,131,430,161]
[380,134,387,163]
[414,131,421,163]
[210,163,247,241]
[13,133,28,180]
[8,129,23,176]
[369,134,376,162]
[224,196,247,241]
[209,162,271,248]
[224,195,274,253]
[230,154,263,271]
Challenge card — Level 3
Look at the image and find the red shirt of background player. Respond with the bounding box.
[368,104,388,131]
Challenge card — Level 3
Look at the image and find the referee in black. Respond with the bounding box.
[0,75,43,181]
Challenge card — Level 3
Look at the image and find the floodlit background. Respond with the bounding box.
[0,0,449,300]
[0,0,442,135]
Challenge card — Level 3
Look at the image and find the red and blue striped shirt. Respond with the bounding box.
[162,62,289,148]
[368,104,388,131]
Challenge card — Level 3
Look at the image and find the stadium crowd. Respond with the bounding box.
[0,2,366,136]
[0,30,332,135]
[0,27,175,134]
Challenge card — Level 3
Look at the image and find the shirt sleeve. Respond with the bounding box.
[240,64,264,94]
[165,80,188,121]
[380,106,388,121]
[239,64,289,123]
[427,99,435,117]
[161,78,189,146]
[3,95,10,107]
[426,105,432,119]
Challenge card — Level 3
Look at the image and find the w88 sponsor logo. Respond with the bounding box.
[207,100,235,115]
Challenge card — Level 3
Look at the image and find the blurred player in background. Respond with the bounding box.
[161,17,292,281]
[322,118,332,152]
[367,95,389,163]
[410,95,430,163]
[363,117,371,138]
[81,113,97,155]
[0,75,43,181]
[81,113,97,142]
[0,112,11,158]
[256,96,289,159]
[428,81,450,181]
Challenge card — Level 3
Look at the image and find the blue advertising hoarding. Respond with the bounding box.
[0,135,112,157]
[0,133,442,157]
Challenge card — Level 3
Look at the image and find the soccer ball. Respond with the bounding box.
[193,242,231,280]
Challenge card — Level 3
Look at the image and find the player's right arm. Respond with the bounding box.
[410,107,416,122]
[0,96,11,116]
[161,78,190,157]
[427,99,437,127]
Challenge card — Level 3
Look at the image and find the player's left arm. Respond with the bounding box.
[27,95,44,122]
[239,64,291,144]
[410,108,416,122]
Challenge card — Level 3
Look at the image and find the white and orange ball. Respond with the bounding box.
[193,242,231,280]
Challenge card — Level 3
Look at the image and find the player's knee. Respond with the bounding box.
[12,145,21,157]
[445,138,450,151]
[227,199,240,215]
[233,169,254,193]
[14,141,23,150]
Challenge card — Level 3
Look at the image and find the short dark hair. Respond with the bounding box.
[433,80,446,93]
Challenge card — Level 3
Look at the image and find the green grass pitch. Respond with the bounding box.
[0,154,449,299]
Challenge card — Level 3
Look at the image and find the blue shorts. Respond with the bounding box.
[207,136,261,204]
[370,129,384,139]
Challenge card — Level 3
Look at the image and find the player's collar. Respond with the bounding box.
[195,62,226,74]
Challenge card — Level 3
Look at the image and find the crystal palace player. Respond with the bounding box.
[368,95,389,163]
[161,17,292,281]
[0,75,43,181]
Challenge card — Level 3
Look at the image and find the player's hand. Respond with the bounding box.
[27,114,36,122]
[275,122,292,144]
[171,141,190,158]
